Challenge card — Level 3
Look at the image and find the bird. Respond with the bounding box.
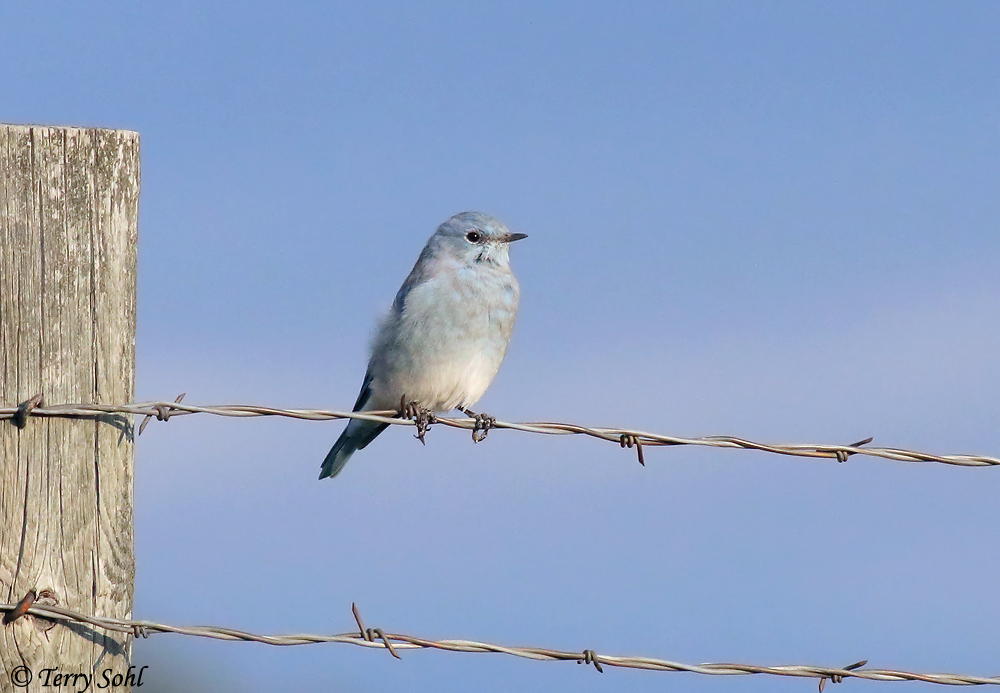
[319,211,527,479]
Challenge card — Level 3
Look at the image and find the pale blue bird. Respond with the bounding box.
[320,212,527,479]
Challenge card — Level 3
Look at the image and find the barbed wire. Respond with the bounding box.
[2,394,997,468]
[1,597,997,687]
[4,402,999,691]
[0,395,1000,467]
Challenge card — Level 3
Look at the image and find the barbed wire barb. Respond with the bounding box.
[3,397,998,469]
[1,601,999,686]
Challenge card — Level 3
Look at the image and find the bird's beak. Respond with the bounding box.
[501,232,528,243]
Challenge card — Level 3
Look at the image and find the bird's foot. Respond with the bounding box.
[459,407,496,443]
[400,396,436,445]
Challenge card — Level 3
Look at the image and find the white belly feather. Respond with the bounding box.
[366,263,519,412]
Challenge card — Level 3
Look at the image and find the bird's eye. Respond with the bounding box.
[465,230,482,243]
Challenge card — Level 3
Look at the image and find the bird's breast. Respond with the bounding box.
[369,266,519,411]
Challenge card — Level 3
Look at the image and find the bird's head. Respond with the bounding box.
[432,211,527,269]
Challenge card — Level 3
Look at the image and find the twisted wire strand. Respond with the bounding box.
[1,601,997,685]
[1,399,997,468]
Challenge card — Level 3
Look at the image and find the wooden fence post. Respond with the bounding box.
[1,124,139,691]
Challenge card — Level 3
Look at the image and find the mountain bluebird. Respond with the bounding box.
[319,211,527,479]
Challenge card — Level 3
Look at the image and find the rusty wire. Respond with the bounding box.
[1,600,998,687]
[1,397,998,468]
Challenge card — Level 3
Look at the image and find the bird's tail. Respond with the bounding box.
[319,418,388,479]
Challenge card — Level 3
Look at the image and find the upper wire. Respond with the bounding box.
[1,399,997,468]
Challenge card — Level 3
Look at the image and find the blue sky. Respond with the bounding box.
[3,2,1000,691]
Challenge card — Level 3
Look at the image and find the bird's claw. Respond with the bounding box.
[400,396,435,445]
[472,413,495,443]
[460,407,495,443]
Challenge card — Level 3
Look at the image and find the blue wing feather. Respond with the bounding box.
[319,369,388,479]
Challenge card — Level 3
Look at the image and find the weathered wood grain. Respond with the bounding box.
[1,124,138,691]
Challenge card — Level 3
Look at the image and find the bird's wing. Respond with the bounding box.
[352,368,374,411]
[392,244,435,313]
